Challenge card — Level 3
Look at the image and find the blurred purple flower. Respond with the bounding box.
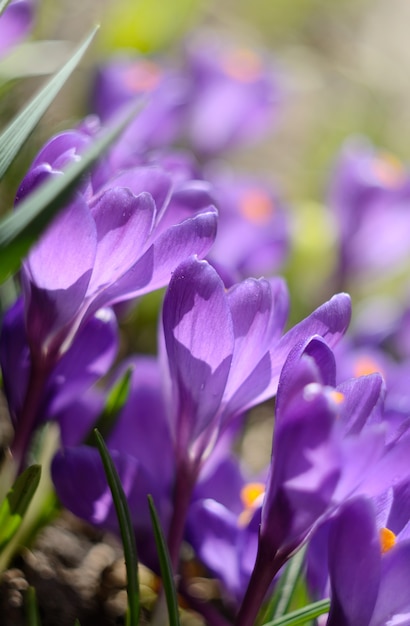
[92,54,188,159]
[328,138,410,288]
[206,173,289,280]
[0,0,36,59]
[184,35,282,155]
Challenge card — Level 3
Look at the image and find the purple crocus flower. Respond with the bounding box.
[184,34,282,155]
[328,138,410,288]
[52,356,175,570]
[0,0,36,59]
[327,497,410,626]
[161,257,350,569]
[161,257,351,469]
[205,173,289,281]
[0,297,119,463]
[91,55,188,158]
[16,126,218,364]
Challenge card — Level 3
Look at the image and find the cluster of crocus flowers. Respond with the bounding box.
[3,22,410,626]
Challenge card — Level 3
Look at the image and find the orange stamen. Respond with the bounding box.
[222,48,263,83]
[123,60,162,93]
[380,527,396,554]
[239,189,275,224]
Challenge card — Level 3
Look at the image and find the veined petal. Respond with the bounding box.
[163,257,234,447]
[371,542,410,625]
[337,373,384,435]
[96,208,218,305]
[223,277,288,404]
[87,189,155,294]
[22,195,97,350]
[327,498,380,626]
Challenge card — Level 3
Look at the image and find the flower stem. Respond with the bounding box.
[11,357,51,473]
[235,547,286,626]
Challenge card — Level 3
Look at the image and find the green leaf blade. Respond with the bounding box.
[94,429,140,626]
[148,494,181,626]
[263,599,330,626]
[0,100,143,283]
[0,464,41,553]
[0,26,98,181]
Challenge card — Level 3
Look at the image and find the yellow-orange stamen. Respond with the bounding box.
[330,390,345,405]
[353,356,383,378]
[222,48,263,83]
[380,527,396,554]
[239,189,275,224]
[238,482,265,527]
[372,153,405,188]
[123,60,162,93]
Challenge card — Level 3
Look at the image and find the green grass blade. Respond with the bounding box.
[261,547,307,623]
[0,27,98,181]
[0,0,12,16]
[147,494,181,626]
[85,367,133,446]
[0,464,41,553]
[263,599,330,626]
[0,100,143,283]
[94,429,140,626]
[25,586,42,626]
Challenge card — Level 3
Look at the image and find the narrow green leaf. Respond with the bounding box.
[0,0,12,16]
[74,620,81,626]
[25,586,42,626]
[261,547,307,623]
[0,464,41,553]
[263,599,330,626]
[85,367,133,446]
[0,27,98,181]
[94,429,140,626]
[147,494,181,626]
[0,100,143,283]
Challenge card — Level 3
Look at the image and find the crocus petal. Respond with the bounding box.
[87,189,155,295]
[96,166,173,221]
[43,308,119,417]
[0,298,30,424]
[99,208,218,305]
[327,498,380,626]
[261,381,341,555]
[370,542,410,626]
[107,357,174,485]
[0,0,35,58]
[162,257,234,447]
[337,373,384,435]
[270,294,352,386]
[187,499,242,598]
[222,277,288,408]
[56,389,104,447]
[22,195,97,350]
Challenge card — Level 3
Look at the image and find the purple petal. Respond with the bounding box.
[337,373,384,435]
[261,382,341,555]
[43,308,119,417]
[162,257,234,447]
[22,195,97,350]
[0,0,35,58]
[327,498,380,626]
[87,189,155,295]
[107,357,174,486]
[371,542,410,625]
[98,208,218,304]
